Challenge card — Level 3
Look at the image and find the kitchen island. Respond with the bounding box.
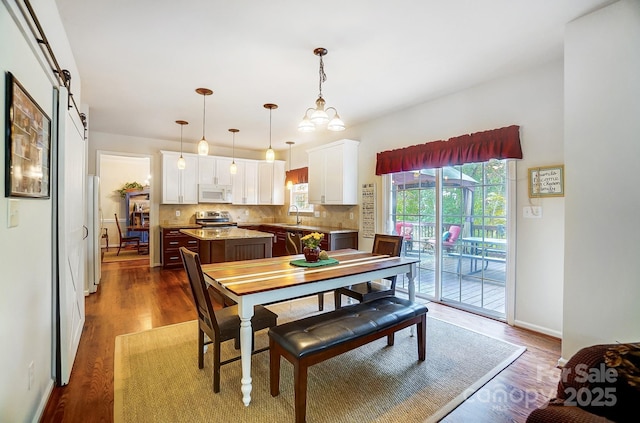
[180,227,274,264]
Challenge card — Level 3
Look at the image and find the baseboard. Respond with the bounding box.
[513,319,562,339]
[33,379,54,423]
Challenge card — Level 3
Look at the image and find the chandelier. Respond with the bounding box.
[298,47,345,132]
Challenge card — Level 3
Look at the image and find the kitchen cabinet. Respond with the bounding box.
[258,225,288,256]
[258,224,358,257]
[198,155,233,186]
[258,160,285,205]
[232,159,258,205]
[161,226,200,268]
[161,151,198,204]
[307,139,359,205]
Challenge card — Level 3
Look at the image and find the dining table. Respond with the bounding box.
[200,248,419,406]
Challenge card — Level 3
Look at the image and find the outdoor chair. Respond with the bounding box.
[395,222,413,251]
[179,247,278,393]
[426,224,461,253]
[334,234,403,309]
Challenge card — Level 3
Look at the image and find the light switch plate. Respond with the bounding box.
[8,199,19,227]
[523,206,542,218]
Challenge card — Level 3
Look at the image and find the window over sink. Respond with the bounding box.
[290,183,314,213]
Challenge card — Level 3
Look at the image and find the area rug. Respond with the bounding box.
[102,249,148,263]
[114,297,525,423]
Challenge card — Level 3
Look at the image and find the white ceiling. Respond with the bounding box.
[54,0,611,153]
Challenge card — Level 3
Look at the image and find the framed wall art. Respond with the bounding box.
[528,164,564,198]
[5,72,51,198]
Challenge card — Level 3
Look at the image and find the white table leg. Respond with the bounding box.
[407,262,416,336]
[238,303,254,406]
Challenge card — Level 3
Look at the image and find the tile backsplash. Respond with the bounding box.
[159,203,358,229]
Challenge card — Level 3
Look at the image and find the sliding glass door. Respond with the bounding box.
[387,159,511,320]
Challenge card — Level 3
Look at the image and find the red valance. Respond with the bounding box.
[285,167,308,185]
[375,125,522,175]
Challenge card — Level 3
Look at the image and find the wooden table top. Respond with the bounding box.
[201,249,418,297]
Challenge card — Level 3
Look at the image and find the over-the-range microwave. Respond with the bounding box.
[198,184,233,203]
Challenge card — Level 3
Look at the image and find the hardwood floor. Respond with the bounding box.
[40,259,561,422]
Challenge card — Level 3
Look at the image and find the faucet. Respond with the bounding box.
[289,205,301,225]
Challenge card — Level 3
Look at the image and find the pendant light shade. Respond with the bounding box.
[196,88,213,156]
[229,128,238,175]
[298,48,345,132]
[264,103,277,163]
[176,120,188,170]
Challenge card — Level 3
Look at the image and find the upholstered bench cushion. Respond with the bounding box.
[268,296,428,359]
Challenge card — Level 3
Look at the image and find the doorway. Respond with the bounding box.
[97,152,152,263]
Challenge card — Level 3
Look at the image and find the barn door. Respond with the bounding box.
[55,86,86,384]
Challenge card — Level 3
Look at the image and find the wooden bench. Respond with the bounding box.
[268,296,428,423]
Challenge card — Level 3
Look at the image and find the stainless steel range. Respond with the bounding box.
[195,210,237,228]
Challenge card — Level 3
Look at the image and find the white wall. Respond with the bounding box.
[0,1,79,421]
[293,60,566,336]
[562,0,640,360]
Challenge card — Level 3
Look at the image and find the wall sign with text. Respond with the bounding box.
[528,165,564,198]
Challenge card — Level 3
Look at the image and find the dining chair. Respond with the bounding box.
[114,213,140,255]
[285,231,326,311]
[179,247,278,393]
[334,234,404,309]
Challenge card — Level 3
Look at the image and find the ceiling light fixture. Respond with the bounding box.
[229,128,238,175]
[176,120,188,170]
[264,103,277,162]
[196,87,213,155]
[286,141,295,190]
[298,47,345,132]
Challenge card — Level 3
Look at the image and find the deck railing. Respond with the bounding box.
[395,222,506,243]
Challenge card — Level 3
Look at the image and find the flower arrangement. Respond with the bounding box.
[300,232,324,249]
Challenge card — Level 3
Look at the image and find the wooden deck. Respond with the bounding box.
[396,249,506,317]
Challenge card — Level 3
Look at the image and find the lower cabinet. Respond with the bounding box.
[162,227,199,268]
[258,226,287,257]
[258,225,358,257]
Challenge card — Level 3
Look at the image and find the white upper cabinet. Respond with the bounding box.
[161,151,198,204]
[258,160,285,205]
[307,139,359,205]
[232,159,259,205]
[198,155,233,186]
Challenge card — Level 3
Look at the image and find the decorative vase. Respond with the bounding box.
[303,246,321,263]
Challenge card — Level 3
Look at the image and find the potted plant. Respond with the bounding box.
[116,181,144,199]
[300,232,324,262]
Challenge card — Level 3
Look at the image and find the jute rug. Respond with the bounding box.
[114,296,525,423]
[102,249,149,263]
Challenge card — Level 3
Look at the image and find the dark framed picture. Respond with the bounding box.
[5,72,51,198]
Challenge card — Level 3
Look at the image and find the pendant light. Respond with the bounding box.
[229,128,238,175]
[298,48,345,132]
[286,141,294,190]
[264,103,277,162]
[176,120,188,170]
[196,88,213,155]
